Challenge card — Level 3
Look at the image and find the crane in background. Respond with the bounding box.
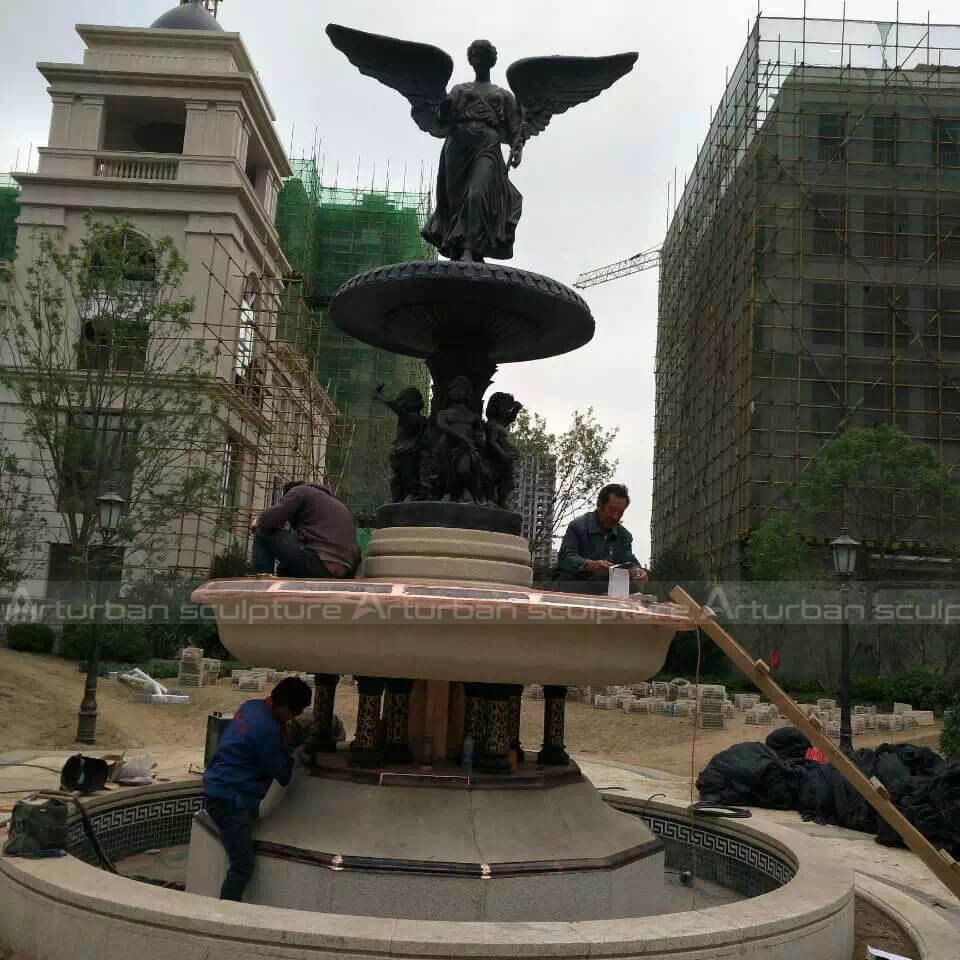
[573,243,661,290]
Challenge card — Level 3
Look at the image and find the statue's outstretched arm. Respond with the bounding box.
[327,24,454,137]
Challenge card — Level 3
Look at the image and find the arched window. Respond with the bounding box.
[77,228,156,372]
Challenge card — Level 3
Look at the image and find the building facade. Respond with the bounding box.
[514,452,557,567]
[653,15,960,579]
[0,4,335,597]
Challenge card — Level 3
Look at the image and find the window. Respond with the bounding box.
[862,285,895,350]
[863,195,908,259]
[810,193,845,255]
[808,283,844,347]
[77,229,154,373]
[818,114,845,161]
[809,380,844,432]
[873,116,897,164]
[934,119,960,168]
[234,274,263,407]
[58,412,136,513]
[220,439,242,515]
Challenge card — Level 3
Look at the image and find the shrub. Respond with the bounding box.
[849,671,952,712]
[61,622,152,663]
[7,623,55,654]
[940,706,960,761]
[61,622,95,660]
[210,543,253,579]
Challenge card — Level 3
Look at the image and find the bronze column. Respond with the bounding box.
[384,678,414,764]
[305,673,339,760]
[350,675,385,767]
[509,685,524,763]
[537,685,570,765]
[476,683,512,772]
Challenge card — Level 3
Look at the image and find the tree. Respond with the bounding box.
[799,424,959,578]
[0,444,43,594]
[0,216,223,590]
[744,513,826,688]
[745,513,815,581]
[798,425,960,678]
[647,545,726,676]
[511,407,618,562]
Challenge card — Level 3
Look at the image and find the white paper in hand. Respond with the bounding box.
[865,947,911,959]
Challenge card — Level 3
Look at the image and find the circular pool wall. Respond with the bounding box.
[0,781,857,960]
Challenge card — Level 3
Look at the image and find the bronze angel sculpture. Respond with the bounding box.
[326,25,637,263]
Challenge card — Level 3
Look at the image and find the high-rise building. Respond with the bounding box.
[653,15,960,579]
[275,161,434,521]
[514,452,557,567]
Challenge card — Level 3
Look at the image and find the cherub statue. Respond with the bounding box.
[327,24,637,263]
[435,376,486,503]
[373,383,428,502]
[484,392,523,509]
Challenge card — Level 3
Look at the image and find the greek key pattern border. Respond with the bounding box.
[642,814,795,887]
[66,795,203,848]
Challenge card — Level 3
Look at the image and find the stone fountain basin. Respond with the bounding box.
[190,579,694,684]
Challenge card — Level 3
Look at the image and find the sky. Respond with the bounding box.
[1,0,958,562]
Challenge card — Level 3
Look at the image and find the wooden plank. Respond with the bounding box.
[670,585,960,903]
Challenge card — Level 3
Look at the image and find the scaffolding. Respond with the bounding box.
[275,158,435,520]
[652,14,960,578]
[0,229,343,588]
[0,175,20,262]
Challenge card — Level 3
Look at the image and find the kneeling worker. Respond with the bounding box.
[251,480,360,579]
[203,676,313,901]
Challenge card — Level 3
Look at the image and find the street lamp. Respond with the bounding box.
[76,487,127,745]
[830,528,860,753]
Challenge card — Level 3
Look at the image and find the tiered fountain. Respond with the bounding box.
[187,23,695,921]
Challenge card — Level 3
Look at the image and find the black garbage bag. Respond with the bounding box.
[880,743,945,778]
[876,775,935,849]
[696,742,803,809]
[797,761,835,824]
[851,748,878,779]
[928,763,960,858]
[765,727,811,764]
[830,759,878,834]
[873,747,911,791]
[797,750,877,833]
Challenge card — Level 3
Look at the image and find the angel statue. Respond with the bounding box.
[326,24,637,263]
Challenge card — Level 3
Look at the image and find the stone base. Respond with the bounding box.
[362,525,532,586]
[186,774,664,921]
[376,501,523,535]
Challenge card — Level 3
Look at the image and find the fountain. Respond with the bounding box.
[183,23,697,922]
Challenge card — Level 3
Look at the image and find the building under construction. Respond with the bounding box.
[0,175,19,262]
[276,159,434,521]
[652,15,960,579]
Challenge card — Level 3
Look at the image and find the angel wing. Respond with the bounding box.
[506,52,638,147]
[326,24,454,137]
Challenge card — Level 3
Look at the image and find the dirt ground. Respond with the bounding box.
[0,648,941,775]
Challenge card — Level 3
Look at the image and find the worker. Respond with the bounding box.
[251,480,360,578]
[554,483,649,593]
[203,676,313,901]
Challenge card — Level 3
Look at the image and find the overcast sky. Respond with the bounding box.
[1,0,957,561]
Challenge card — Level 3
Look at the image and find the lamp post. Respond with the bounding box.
[76,489,126,745]
[830,528,860,753]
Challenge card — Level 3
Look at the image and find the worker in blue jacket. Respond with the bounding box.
[203,676,313,900]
